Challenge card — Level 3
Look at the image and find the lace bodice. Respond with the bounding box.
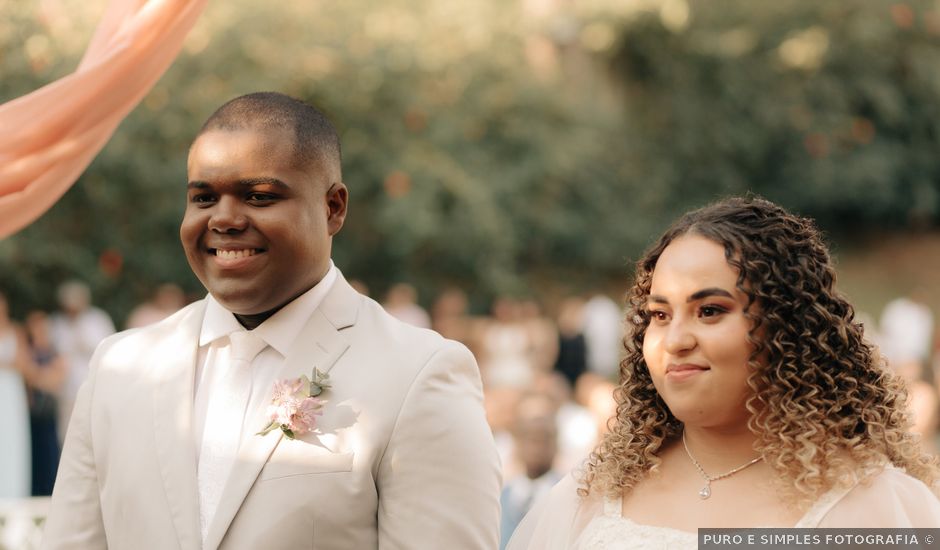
[574,484,853,550]
[574,497,697,550]
[576,514,698,549]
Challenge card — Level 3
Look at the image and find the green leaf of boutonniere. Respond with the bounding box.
[257,420,279,437]
[299,374,312,397]
[309,367,331,397]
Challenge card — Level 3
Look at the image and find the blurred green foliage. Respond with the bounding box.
[601,0,940,231]
[1,0,939,323]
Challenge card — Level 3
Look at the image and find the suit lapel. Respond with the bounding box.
[151,301,206,550]
[204,275,361,550]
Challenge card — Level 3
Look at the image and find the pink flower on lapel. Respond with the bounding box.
[270,377,304,404]
[256,371,329,440]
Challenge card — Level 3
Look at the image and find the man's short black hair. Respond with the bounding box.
[197,92,342,182]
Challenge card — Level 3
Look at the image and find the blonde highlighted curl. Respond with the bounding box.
[580,196,940,505]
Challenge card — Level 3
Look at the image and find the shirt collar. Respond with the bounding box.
[199,261,338,356]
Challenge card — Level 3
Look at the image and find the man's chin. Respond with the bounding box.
[208,287,273,316]
[207,279,311,320]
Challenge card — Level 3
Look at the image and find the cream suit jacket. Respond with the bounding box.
[43,274,501,550]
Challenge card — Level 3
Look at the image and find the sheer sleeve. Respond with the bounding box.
[506,473,606,550]
[815,467,940,528]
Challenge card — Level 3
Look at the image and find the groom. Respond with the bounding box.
[43,92,501,550]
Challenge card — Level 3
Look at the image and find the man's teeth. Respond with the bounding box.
[215,249,257,259]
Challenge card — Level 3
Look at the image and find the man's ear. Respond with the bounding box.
[326,182,348,236]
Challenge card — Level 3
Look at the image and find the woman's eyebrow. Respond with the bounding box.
[687,288,734,302]
[646,288,735,305]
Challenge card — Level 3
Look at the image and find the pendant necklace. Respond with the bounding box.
[681,431,763,500]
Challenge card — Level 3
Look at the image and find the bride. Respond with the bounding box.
[509,197,940,549]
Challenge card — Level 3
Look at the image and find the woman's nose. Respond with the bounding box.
[663,317,696,355]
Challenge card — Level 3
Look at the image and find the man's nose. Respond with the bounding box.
[208,196,248,233]
[663,316,696,355]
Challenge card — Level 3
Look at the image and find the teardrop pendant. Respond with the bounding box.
[698,484,711,499]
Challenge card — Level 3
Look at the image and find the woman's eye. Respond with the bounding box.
[699,305,727,318]
[649,310,669,322]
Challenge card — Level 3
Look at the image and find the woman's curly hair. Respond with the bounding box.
[580,196,940,505]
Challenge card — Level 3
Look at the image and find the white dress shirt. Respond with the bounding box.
[192,263,337,497]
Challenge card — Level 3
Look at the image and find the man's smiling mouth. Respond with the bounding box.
[209,248,264,259]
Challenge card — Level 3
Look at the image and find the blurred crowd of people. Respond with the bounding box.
[1,279,938,545]
[870,292,940,457]
[0,281,187,499]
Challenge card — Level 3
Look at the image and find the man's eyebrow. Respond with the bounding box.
[646,288,734,305]
[238,178,289,188]
[186,178,289,190]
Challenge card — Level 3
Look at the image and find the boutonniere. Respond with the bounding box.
[257,368,332,440]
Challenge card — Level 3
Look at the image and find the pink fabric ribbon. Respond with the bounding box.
[0,0,208,238]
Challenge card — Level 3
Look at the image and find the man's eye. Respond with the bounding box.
[247,193,276,203]
[190,193,216,205]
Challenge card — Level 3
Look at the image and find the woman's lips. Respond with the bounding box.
[665,363,710,381]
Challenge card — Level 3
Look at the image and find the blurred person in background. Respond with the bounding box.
[573,373,617,438]
[381,282,431,328]
[484,385,523,480]
[24,310,67,495]
[509,197,940,549]
[500,392,563,550]
[126,283,188,329]
[880,294,939,455]
[582,293,622,380]
[889,357,939,456]
[431,287,471,344]
[553,297,587,388]
[480,296,535,389]
[934,333,940,439]
[533,372,597,474]
[519,299,558,375]
[0,291,31,498]
[50,280,116,442]
[880,291,933,367]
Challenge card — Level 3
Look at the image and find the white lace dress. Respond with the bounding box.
[507,469,940,550]
[573,486,855,550]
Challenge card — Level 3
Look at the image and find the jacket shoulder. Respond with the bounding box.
[93,299,206,362]
[352,296,475,373]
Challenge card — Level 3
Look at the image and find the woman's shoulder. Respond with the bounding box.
[535,472,607,529]
[817,466,940,528]
[853,466,940,503]
[506,472,608,550]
